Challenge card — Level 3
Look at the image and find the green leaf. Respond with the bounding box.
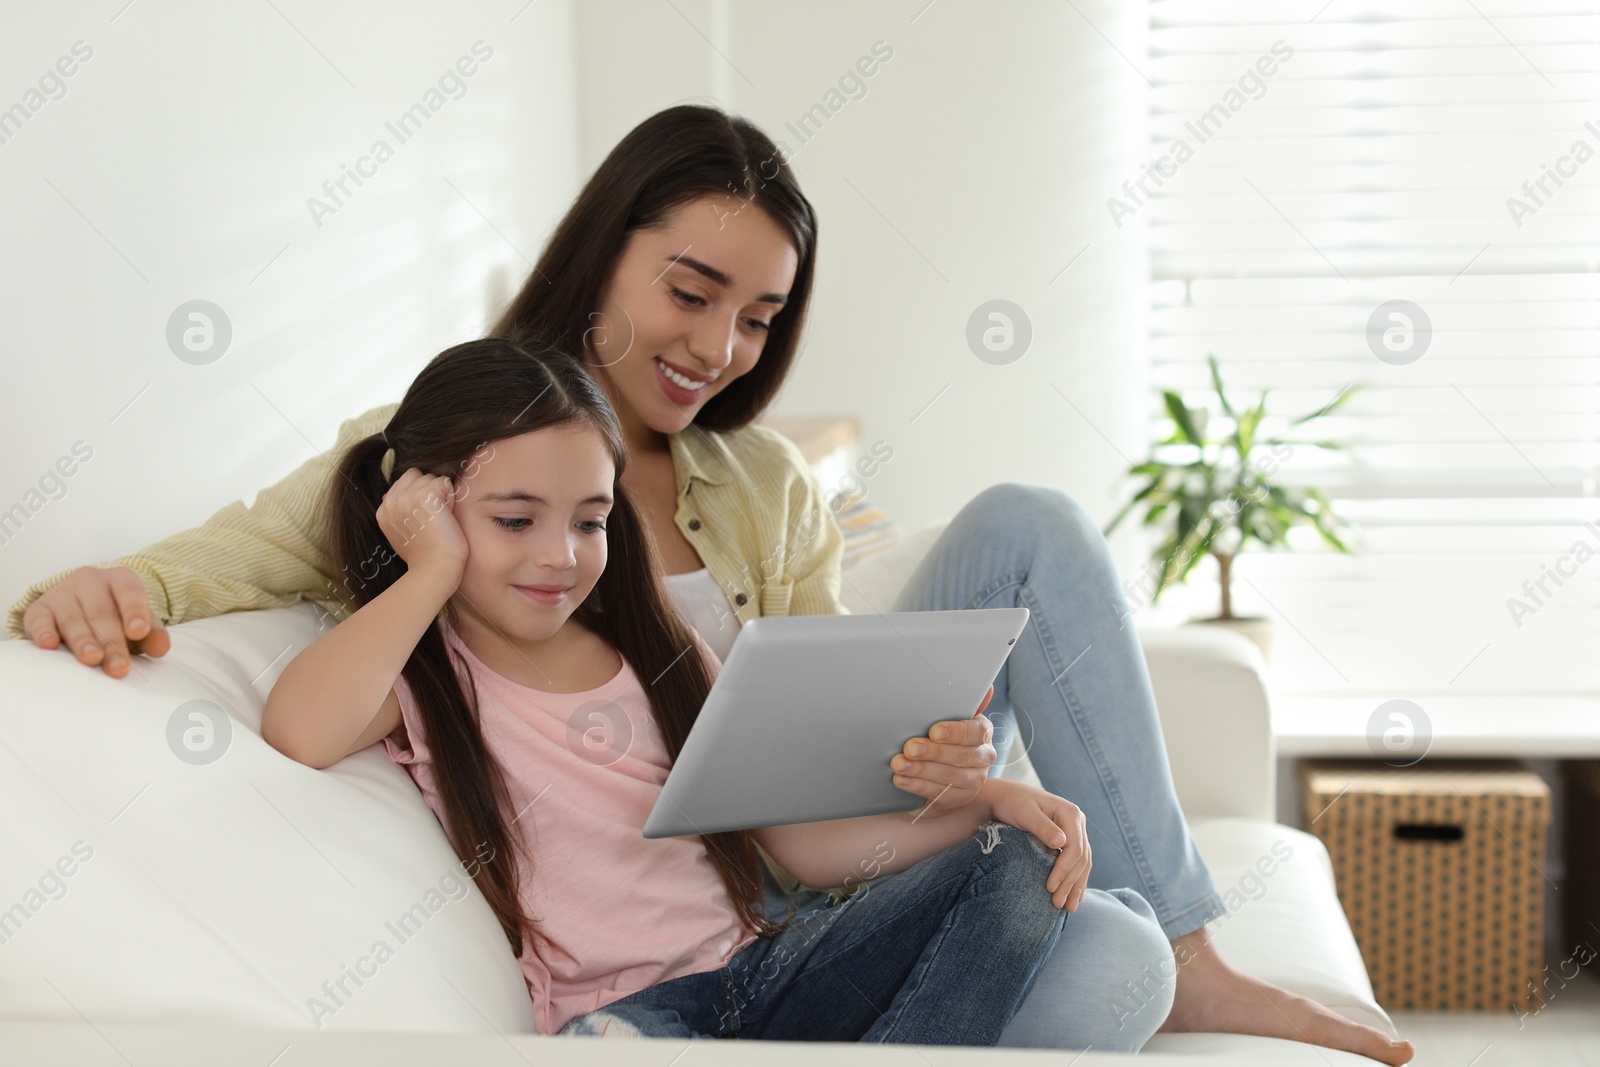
[1271,498,1314,522]
[1173,521,1218,584]
[1131,479,1166,504]
[1290,382,1360,426]
[1103,495,1143,535]
[1207,353,1237,419]
[1158,507,1217,592]
[1314,524,1351,553]
[1104,473,1175,534]
[1307,491,1354,553]
[1265,485,1305,511]
[1236,393,1268,456]
[1163,391,1203,446]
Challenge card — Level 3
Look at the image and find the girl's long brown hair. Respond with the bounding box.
[330,337,793,959]
[489,104,817,432]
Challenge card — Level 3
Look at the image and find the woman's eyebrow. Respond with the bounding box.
[667,254,788,306]
[479,491,614,506]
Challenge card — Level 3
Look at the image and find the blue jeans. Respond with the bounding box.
[891,483,1227,1048]
[745,853,1175,1050]
[891,483,1226,940]
[995,886,1175,1049]
[560,823,1065,1043]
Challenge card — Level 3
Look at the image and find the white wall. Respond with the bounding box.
[573,0,1152,567]
[0,1,579,602]
[1,0,1154,607]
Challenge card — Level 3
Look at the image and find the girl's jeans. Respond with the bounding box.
[564,484,1206,1047]
[559,823,1066,1043]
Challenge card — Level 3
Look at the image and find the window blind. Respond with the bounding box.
[1143,0,1600,696]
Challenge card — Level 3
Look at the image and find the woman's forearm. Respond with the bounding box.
[261,568,454,766]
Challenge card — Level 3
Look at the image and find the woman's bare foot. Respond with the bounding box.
[1158,928,1415,1065]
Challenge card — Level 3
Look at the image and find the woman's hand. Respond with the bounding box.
[21,565,171,678]
[377,468,468,588]
[890,684,998,818]
[980,778,1092,912]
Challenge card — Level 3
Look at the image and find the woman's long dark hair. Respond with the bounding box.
[330,337,792,959]
[489,104,817,432]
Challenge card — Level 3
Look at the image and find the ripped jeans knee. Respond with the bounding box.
[977,819,1062,865]
[557,1004,698,1039]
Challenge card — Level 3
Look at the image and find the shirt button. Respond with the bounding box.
[735,593,748,606]
[688,519,702,531]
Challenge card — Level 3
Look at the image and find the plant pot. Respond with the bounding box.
[1186,615,1275,665]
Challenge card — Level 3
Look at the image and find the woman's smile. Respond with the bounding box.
[654,355,713,402]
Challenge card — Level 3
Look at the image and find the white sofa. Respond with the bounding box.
[0,520,1397,1065]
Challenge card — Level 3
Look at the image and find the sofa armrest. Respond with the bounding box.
[998,626,1276,822]
[1137,625,1275,823]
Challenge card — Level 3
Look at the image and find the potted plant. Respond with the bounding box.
[1104,353,1357,662]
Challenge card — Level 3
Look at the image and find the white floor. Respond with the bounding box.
[1388,971,1600,1067]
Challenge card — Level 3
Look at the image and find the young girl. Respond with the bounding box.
[259,337,1095,1043]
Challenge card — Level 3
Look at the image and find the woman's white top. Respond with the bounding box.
[662,567,742,666]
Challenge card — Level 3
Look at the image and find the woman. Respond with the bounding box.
[10,104,1408,1063]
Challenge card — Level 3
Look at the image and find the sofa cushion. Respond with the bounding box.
[1142,818,1396,1050]
[837,519,950,614]
[0,603,534,1032]
[995,753,1394,1045]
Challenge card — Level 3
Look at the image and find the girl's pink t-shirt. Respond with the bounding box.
[381,619,759,1035]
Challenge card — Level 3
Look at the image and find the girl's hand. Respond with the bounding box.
[377,468,468,588]
[890,684,997,818]
[980,778,1092,912]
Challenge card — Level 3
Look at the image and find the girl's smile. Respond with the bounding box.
[514,584,571,605]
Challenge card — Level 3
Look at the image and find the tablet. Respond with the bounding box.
[642,607,1030,839]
